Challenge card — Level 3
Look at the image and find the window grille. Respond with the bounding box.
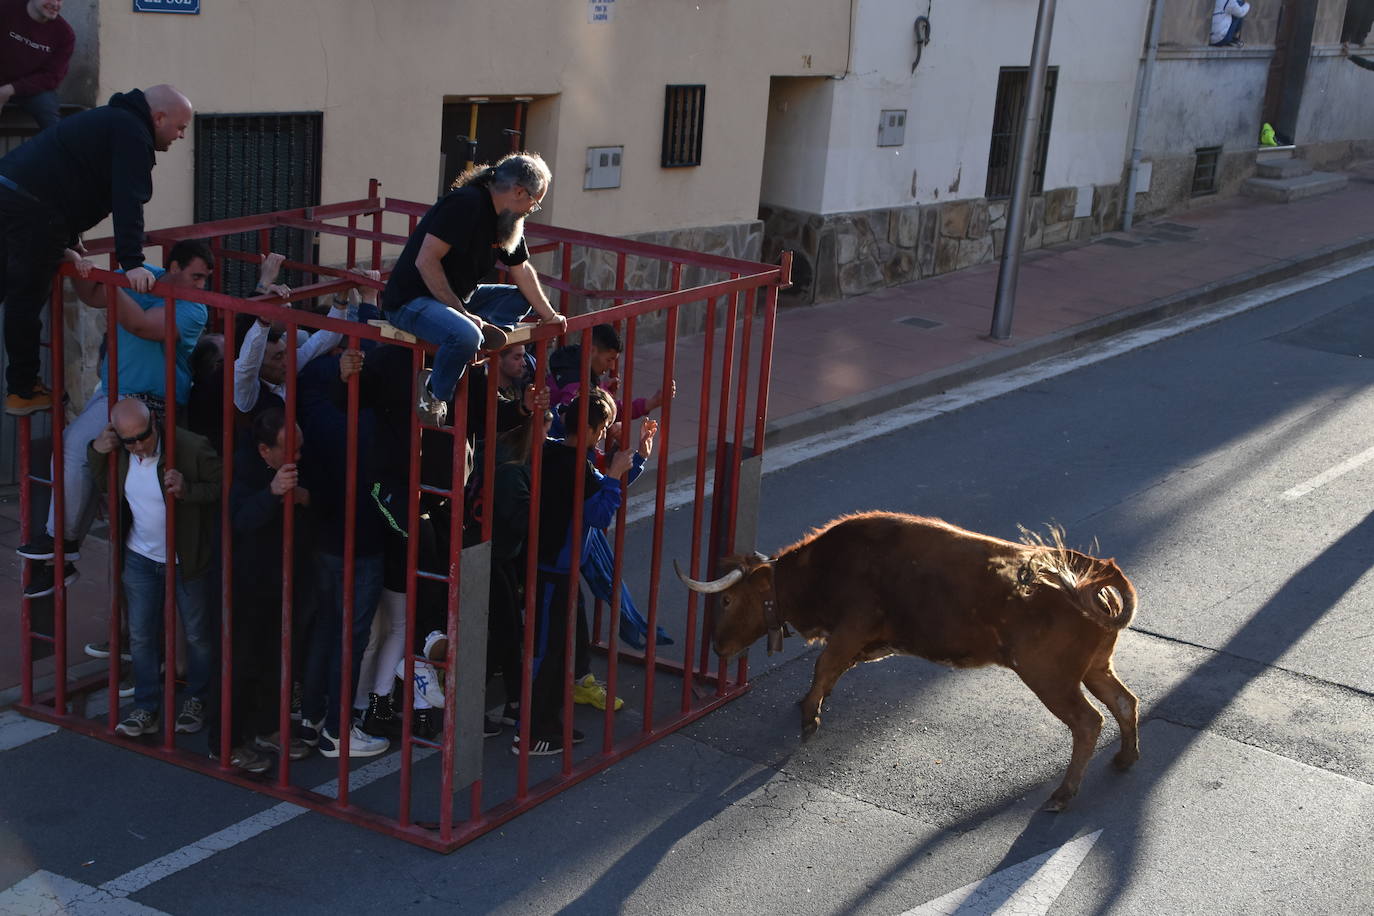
[194,112,323,296]
[1191,146,1222,197]
[985,67,1058,199]
[661,85,706,168]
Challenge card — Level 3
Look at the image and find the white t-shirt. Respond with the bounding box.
[1211,0,1250,44]
[125,446,171,564]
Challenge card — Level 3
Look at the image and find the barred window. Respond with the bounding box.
[661,85,705,168]
[1191,146,1221,197]
[194,113,323,296]
[985,67,1058,200]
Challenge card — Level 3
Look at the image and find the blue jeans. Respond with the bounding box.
[124,549,214,712]
[303,552,384,734]
[3,91,60,131]
[1212,17,1243,45]
[385,284,532,401]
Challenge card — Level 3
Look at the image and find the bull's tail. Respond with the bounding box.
[1018,525,1137,631]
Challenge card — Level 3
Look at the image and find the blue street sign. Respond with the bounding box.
[133,0,200,13]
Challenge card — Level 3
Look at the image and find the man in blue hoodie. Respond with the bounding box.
[0,83,192,416]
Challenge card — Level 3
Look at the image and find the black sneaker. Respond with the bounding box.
[84,641,133,662]
[16,534,80,562]
[510,728,585,757]
[359,692,400,740]
[299,715,323,748]
[413,707,443,740]
[24,562,79,599]
[175,697,207,733]
[483,716,502,738]
[115,708,159,737]
[499,702,520,727]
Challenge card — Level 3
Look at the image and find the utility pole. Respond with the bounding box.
[989,0,1059,340]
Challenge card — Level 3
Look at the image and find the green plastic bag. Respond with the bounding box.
[1260,122,1278,147]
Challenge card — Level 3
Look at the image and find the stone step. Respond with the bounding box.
[1256,144,1296,163]
[1241,171,1348,203]
[1256,157,1313,179]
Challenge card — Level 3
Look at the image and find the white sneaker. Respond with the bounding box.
[318,725,389,758]
[396,658,445,709]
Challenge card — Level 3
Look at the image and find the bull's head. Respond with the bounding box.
[676,553,784,657]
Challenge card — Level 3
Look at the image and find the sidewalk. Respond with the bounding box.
[6,163,1374,701]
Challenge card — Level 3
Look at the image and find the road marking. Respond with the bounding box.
[0,749,434,908]
[0,870,167,914]
[1280,443,1374,501]
[900,829,1102,916]
[0,709,58,751]
[626,252,1374,522]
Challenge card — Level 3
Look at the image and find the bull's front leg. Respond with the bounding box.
[799,631,864,740]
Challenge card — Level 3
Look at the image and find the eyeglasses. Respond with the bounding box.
[525,189,543,214]
[119,421,154,446]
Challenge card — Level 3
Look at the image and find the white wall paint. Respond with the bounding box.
[769,0,1152,215]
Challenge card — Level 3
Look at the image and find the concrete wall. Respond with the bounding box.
[86,0,849,249]
[777,0,1151,215]
[1295,49,1374,149]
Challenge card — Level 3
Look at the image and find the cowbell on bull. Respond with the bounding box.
[676,511,1139,811]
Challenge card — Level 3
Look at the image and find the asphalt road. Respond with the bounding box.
[4,262,1374,914]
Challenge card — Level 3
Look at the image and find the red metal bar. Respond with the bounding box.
[277,217,408,248]
[701,283,741,678]
[439,374,469,842]
[160,290,178,745]
[18,413,33,707]
[219,296,236,768]
[602,314,634,752]
[104,271,122,729]
[681,293,719,710]
[398,346,424,824]
[337,317,360,798]
[641,261,683,731]
[559,331,593,773]
[47,271,68,715]
[276,320,300,788]
[369,180,384,269]
[516,339,550,797]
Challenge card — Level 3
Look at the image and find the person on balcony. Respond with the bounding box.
[1210,0,1250,47]
[0,0,75,132]
[0,84,193,416]
[380,152,566,426]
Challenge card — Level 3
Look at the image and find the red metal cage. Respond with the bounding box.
[12,180,789,851]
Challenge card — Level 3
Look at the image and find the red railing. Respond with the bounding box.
[13,181,789,851]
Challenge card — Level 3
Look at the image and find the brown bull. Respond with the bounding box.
[677,511,1139,811]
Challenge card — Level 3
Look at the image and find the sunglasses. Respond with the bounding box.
[119,421,154,446]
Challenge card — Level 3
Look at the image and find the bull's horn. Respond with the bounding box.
[752,551,772,564]
[674,560,745,593]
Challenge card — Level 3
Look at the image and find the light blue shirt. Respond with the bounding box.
[97,264,209,404]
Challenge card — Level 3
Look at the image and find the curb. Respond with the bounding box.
[655,232,1374,482]
[1,657,108,710]
[756,232,1374,455]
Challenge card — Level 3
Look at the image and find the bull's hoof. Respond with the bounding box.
[1112,749,1139,771]
[1043,790,1074,813]
[800,718,820,742]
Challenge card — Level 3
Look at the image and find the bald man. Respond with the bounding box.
[0,83,192,416]
[88,397,221,739]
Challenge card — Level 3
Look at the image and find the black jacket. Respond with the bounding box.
[0,89,155,269]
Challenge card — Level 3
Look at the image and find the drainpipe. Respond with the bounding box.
[989,0,1058,340]
[1123,0,1165,231]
